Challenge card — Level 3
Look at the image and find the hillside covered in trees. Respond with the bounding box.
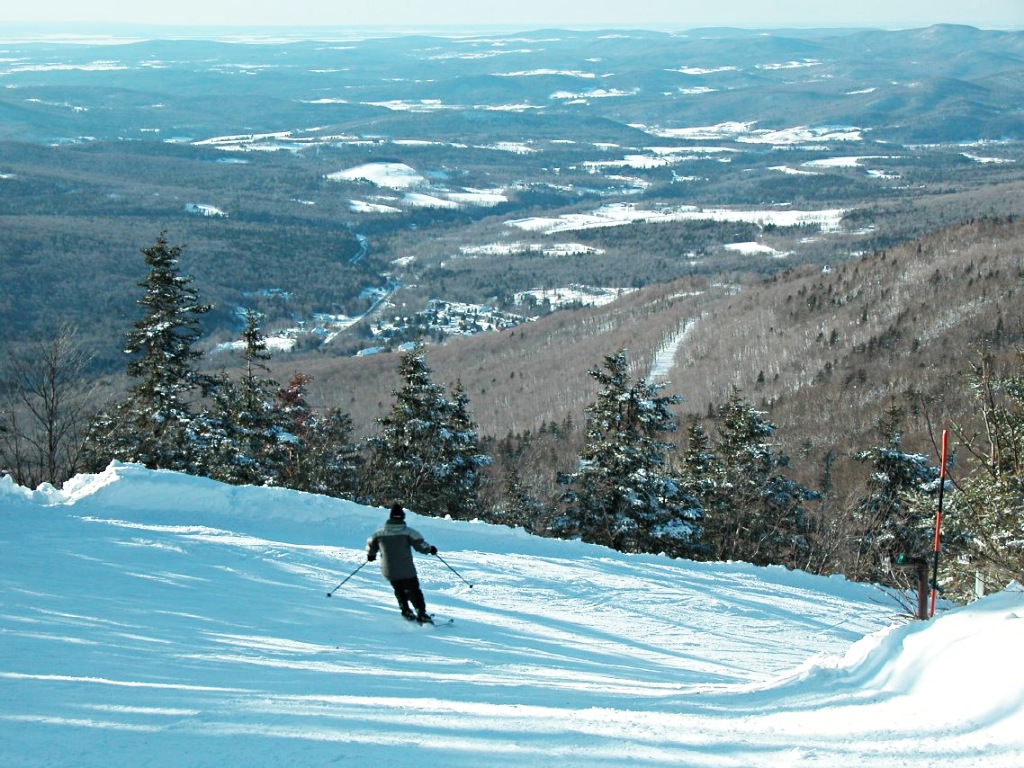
[4,215,1023,608]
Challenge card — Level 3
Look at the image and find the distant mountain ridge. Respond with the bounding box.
[1,26,1022,144]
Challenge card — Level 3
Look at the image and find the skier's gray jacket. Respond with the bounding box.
[367,521,433,581]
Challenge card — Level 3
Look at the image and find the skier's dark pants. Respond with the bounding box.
[390,577,426,613]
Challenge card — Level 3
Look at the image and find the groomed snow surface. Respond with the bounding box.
[2,463,1022,767]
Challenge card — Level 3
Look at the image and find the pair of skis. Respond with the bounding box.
[403,613,454,627]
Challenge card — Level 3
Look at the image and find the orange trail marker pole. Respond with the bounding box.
[930,429,949,618]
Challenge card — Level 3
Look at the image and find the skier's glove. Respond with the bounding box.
[367,554,376,562]
[429,546,438,555]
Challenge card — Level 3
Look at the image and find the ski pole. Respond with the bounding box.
[326,560,368,597]
[434,552,474,588]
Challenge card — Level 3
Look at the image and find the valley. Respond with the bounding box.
[2,25,1022,369]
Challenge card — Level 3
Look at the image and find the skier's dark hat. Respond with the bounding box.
[389,503,405,521]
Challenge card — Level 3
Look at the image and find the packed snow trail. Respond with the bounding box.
[2,463,1023,767]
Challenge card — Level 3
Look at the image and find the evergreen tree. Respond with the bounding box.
[852,401,940,582]
[238,310,274,414]
[204,311,288,486]
[442,379,490,517]
[364,346,489,518]
[84,233,210,472]
[678,419,725,560]
[300,407,363,499]
[707,387,812,567]
[199,371,244,482]
[559,350,702,556]
[276,372,315,439]
[275,372,314,488]
[500,462,548,531]
[236,310,289,483]
[274,372,362,498]
[946,349,1024,596]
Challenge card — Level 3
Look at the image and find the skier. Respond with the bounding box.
[366,502,438,623]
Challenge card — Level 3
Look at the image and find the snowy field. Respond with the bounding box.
[506,202,847,236]
[2,463,1023,767]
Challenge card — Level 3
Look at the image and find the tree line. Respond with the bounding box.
[2,233,1022,609]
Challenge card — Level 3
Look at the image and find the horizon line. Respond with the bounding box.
[0,20,1019,41]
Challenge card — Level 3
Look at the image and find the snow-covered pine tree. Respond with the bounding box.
[199,371,244,481]
[500,462,548,531]
[203,310,288,486]
[852,400,940,583]
[559,349,702,557]
[442,379,491,517]
[83,233,210,472]
[677,419,724,560]
[364,346,489,519]
[705,387,812,567]
[239,310,274,407]
[946,349,1024,597]
[298,407,363,499]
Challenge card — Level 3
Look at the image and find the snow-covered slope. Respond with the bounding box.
[2,463,1022,766]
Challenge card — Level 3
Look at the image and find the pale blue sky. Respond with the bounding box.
[2,0,1022,30]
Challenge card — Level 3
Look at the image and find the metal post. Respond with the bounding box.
[915,558,929,620]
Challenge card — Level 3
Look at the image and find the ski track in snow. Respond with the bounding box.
[2,463,1023,767]
[650,318,699,381]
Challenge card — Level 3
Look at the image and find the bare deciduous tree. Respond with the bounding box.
[1,324,95,487]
